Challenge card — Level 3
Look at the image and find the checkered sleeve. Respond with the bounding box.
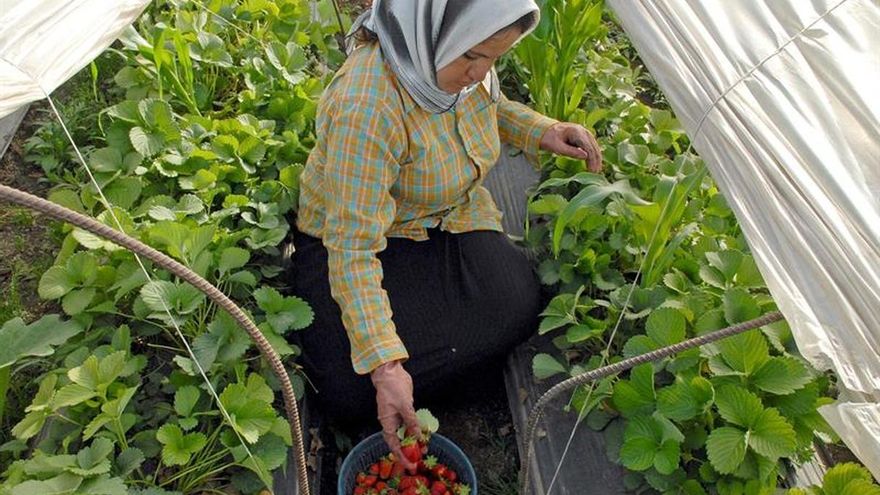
[322,95,409,375]
[497,93,559,168]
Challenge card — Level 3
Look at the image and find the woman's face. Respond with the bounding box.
[436,27,521,94]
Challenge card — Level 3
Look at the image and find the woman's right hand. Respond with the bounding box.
[370,360,421,471]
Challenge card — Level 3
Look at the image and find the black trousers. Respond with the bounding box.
[285,227,542,424]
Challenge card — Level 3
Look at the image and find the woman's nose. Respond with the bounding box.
[467,60,492,82]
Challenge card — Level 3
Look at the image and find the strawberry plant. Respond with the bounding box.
[509,1,859,492]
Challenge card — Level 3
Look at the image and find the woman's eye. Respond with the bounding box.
[463,52,478,61]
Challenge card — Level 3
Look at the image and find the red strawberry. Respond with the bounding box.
[400,437,422,473]
[353,486,366,495]
[445,469,457,483]
[379,457,394,480]
[363,474,378,487]
[370,463,380,475]
[398,476,415,490]
[431,463,448,480]
[430,480,447,495]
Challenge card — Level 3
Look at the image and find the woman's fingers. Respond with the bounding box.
[542,123,603,171]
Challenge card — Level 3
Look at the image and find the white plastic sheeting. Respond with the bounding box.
[0,0,150,119]
[608,0,880,477]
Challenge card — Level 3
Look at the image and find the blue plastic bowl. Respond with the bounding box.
[338,432,478,495]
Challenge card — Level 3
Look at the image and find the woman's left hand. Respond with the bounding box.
[540,122,603,172]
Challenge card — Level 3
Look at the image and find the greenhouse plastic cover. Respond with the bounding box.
[608,0,880,477]
[0,0,878,481]
[0,0,150,120]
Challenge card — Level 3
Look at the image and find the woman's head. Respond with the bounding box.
[351,0,540,112]
[436,11,538,93]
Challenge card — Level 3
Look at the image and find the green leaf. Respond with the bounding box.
[619,436,655,471]
[715,385,764,428]
[751,356,812,394]
[723,288,761,324]
[174,386,200,417]
[218,374,276,443]
[10,472,83,495]
[415,409,439,434]
[657,376,713,422]
[532,353,566,379]
[53,384,97,408]
[104,177,143,210]
[253,286,313,333]
[646,307,687,347]
[38,266,75,299]
[654,439,681,475]
[61,288,96,315]
[706,250,742,281]
[192,312,251,367]
[219,247,250,274]
[706,427,747,474]
[0,315,83,368]
[718,330,769,375]
[89,147,124,173]
[156,424,207,466]
[77,475,127,495]
[612,364,655,418]
[748,408,796,459]
[823,462,875,495]
[129,126,165,157]
[70,438,113,476]
[114,448,144,476]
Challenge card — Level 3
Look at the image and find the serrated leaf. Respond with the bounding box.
[219,247,250,274]
[61,288,96,315]
[532,353,566,379]
[706,427,747,474]
[612,364,655,418]
[646,307,687,347]
[619,437,655,471]
[218,374,276,443]
[76,438,114,470]
[654,439,681,475]
[415,409,439,434]
[718,330,769,375]
[823,462,875,494]
[751,356,811,394]
[723,288,761,324]
[253,287,313,333]
[748,408,796,459]
[38,266,75,299]
[10,472,83,495]
[156,424,207,466]
[0,315,83,368]
[706,251,742,281]
[77,474,127,495]
[715,385,764,428]
[53,384,97,408]
[174,386,200,417]
[114,448,144,476]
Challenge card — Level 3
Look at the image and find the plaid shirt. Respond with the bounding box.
[296,43,558,374]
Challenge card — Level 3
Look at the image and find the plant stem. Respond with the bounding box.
[0,366,10,426]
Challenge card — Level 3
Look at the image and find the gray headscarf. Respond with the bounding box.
[348,0,541,113]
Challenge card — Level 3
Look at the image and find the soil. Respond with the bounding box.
[0,104,60,323]
[0,104,63,447]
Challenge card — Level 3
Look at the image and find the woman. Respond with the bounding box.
[287,0,602,468]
